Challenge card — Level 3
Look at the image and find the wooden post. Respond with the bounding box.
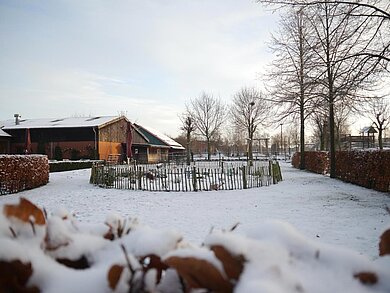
[192,167,197,191]
[138,167,142,190]
[242,166,247,189]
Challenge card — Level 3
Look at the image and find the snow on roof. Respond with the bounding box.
[0,128,11,137]
[361,126,377,134]
[140,125,185,150]
[0,116,119,130]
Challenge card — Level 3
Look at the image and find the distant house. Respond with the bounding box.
[133,124,185,163]
[0,115,131,160]
[0,115,185,163]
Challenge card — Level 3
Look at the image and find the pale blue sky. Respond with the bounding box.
[0,0,278,136]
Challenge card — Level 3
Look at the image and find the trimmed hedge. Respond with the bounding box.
[292,151,390,192]
[292,151,329,174]
[0,155,49,195]
[49,160,104,173]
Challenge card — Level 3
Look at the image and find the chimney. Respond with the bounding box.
[14,114,20,125]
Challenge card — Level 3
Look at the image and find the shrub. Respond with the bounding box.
[49,160,104,173]
[54,146,63,161]
[0,155,49,195]
[292,151,390,192]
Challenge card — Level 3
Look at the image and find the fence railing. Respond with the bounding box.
[90,161,282,192]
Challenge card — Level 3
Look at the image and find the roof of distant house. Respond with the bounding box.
[134,124,184,150]
[0,116,125,130]
[361,126,377,134]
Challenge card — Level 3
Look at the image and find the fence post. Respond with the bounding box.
[192,167,197,191]
[138,167,142,190]
[89,164,96,184]
[242,166,247,189]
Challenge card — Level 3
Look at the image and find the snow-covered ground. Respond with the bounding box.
[1,162,390,292]
[1,162,389,259]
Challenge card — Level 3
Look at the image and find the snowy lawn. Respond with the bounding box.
[1,162,389,259]
[1,162,390,293]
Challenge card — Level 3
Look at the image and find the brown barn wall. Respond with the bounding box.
[11,141,95,160]
[99,118,127,143]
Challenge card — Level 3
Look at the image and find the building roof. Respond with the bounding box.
[361,126,377,134]
[134,124,184,150]
[0,116,122,130]
[0,128,11,137]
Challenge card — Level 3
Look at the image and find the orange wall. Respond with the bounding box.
[98,141,122,160]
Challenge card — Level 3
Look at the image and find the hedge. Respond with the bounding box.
[0,155,49,195]
[292,151,390,192]
[49,160,104,173]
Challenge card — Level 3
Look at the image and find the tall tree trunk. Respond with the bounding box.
[378,126,383,150]
[186,132,191,165]
[299,12,305,170]
[329,101,336,178]
[300,104,305,169]
[325,4,336,178]
[207,138,211,161]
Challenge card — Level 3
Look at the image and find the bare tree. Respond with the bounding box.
[333,101,352,150]
[258,0,389,177]
[257,0,389,66]
[311,109,329,150]
[267,7,319,169]
[366,97,390,149]
[230,87,271,164]
[187,93,226,161]
[179,112,196,165]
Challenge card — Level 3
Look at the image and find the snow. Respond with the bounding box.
[0,162,389,292]
[0,128,11,137]
[139,124,185,149]
[0,116,119,129]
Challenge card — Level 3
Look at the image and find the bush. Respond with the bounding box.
[0,155,49,195]
[292,151,390,192]
[49,160,104,173]
[54,146,63,161]
[70,149,80,160]
[292,151,329,174]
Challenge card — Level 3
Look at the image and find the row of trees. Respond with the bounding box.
[177,0,389,176]
[179,89,272,164]
[257,0,389,177]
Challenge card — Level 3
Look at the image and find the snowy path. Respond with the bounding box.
[1,162,389,259]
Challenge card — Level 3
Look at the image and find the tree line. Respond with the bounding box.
[177,0,389,177]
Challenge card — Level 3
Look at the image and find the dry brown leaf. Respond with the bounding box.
[0,260,40,293]
[107,264,124,290]
[210,245,245,281]
[379,229,390,256]
[140,254,169,283]
[104,230,115,241]
[164,256,233,293]
[3,197,46,225]
[56,255,90,270]
[354,272,378,285]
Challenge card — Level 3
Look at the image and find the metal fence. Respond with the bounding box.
[90,161,282,192]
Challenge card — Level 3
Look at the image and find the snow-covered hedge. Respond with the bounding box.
[0,155,49,195]
[1,198,389,293]
[292,151,390,192]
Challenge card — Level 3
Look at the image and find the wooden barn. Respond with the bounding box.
[0,115,185,164]
[0,115,132,161]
